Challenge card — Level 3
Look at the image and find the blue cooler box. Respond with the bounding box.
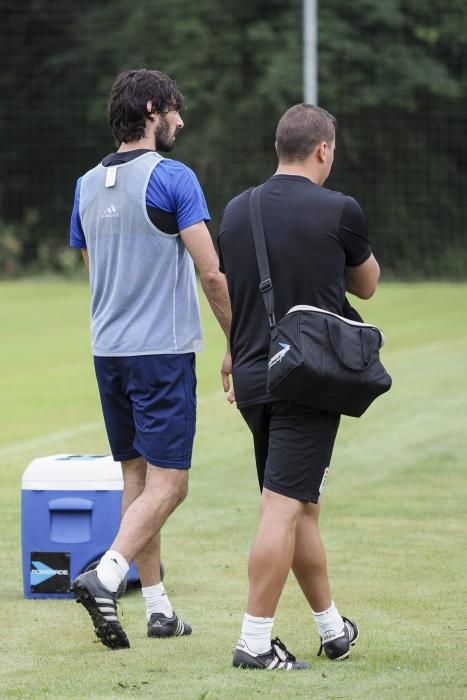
[21,454,138,599]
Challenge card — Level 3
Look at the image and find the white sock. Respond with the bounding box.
[312,601,344,638]
[95,550,129,593]
[239,613,274,655]
[142,582,173,621]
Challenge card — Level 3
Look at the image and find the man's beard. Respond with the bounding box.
[155,115,176,152]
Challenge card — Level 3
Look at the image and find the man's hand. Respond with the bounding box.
[221,350,235,404]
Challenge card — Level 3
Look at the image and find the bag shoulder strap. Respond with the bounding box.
[249,186,277,337]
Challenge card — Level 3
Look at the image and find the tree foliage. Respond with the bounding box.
[1,0,466,276]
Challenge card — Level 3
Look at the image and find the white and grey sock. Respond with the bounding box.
[312,601,344,638]
[142,582,173,621]
[239,613,274,655]
[95,549,129,593]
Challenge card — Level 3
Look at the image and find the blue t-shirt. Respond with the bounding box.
[70,154,210,248]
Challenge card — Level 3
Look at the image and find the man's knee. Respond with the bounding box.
[173,476,188,506]
[121,457,147,513]
[157,477,188,516]
[146,466,189,510]
[122,456,147,484]
[260,487,305,522]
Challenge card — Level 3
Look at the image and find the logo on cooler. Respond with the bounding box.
[30,561,69,585]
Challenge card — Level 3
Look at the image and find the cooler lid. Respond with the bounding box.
[21,454,123,491]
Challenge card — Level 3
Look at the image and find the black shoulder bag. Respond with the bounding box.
[249,185,392,417]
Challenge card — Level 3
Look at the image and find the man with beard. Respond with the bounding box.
[70,69,231,650]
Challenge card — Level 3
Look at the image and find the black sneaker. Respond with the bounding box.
[317,616,359,661]
[73,569,130,650]
[233,637,310,670]
[147,611,192,638]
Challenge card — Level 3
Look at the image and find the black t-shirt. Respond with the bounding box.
[217,174,372,408]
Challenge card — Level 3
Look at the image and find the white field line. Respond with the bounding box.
[0,389,226,458]
[0,422,102,458]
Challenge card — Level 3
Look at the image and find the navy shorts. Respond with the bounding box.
[93,354,196,469]
[239,401,340,503]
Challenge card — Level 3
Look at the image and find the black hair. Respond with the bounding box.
[108,69,185,144]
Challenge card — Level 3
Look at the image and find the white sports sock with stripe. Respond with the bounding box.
[95,550,129,593]
[239,613,274,655]
[312,601,344,638]
[142,582,173,620]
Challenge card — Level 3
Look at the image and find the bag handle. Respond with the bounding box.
[249,186,278,338]
[326,319,373,371]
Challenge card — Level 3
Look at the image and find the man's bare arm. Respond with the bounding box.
[81,248,89,272]
[180,222,231,341]
[180,222,234,399]
[345,254,380,299]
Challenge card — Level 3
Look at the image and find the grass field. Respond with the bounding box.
[0,279,466,699]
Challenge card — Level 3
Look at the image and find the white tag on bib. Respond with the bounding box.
[105,166,117,188]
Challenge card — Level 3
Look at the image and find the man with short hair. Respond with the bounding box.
[70,68,231,650]
[218,103,380,670]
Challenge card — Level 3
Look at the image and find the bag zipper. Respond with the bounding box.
[286,305,385,347]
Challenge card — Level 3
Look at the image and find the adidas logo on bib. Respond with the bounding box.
[101,204,119,219]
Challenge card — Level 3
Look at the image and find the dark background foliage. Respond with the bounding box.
[1,0,466,277]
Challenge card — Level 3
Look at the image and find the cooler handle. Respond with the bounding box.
[48,498,94,511]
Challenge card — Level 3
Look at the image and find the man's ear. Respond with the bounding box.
[146,100,156,120]
[317,142,327,163]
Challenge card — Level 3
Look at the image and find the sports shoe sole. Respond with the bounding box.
[73,578,130,650]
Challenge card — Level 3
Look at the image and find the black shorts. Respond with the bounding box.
[239,401,340,503]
